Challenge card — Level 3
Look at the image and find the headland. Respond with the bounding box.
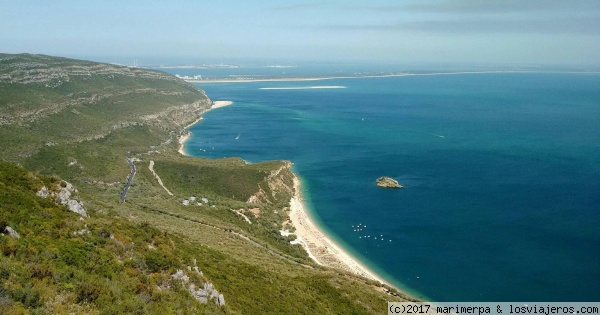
[178,98,402,294]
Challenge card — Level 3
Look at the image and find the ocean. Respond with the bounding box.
[172,71,600,301]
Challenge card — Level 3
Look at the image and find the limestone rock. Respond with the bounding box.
[36,186,49,198]
[37,182,88,217]
[376,176,403,188]
[67,199,88,217]
[4,226,20,238]
[171,269,223,306]
[172,269,189,282]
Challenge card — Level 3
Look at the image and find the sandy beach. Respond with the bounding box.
[288,176,390,286]
[177,132,192,156]
[177,97,395,290]
[211,100,233,109]
[177,100,233,156]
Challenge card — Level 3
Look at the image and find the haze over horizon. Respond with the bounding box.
[1,0,599,67]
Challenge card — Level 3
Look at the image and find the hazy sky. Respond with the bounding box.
[1,0,599,66]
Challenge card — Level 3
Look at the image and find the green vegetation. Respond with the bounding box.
[0,54,409,314]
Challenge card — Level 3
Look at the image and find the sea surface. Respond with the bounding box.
[172,71,600,301]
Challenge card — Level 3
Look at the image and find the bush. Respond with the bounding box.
[144,251,172,273]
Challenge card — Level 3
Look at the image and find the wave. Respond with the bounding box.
[259,86,346,90]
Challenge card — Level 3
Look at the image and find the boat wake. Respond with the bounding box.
[428,133,445,139]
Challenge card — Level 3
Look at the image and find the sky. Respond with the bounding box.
[1,0,599,66]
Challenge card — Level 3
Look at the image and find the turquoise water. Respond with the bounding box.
[184,73,600,301]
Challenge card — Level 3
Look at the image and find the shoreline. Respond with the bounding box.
[177,100,233,156]
[211,100,233,109]
[288,175,393,287]
[185,74,406,83]
[176,97,408,297]
[184,70,600,84]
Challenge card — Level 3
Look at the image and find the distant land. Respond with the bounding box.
[154,64,298,69]
[163,69,600,83]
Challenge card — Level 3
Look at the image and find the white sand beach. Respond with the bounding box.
[177,98,392,288]
[211,100,233,109]
[178,132,192,156]
[288,176,390,286]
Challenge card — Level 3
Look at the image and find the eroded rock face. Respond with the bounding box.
[247,161,295,204]
[376,176,404,188]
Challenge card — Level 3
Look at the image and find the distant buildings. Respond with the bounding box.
[175,74,202,80]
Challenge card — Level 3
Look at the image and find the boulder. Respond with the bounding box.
[4,226,20,239]
[67,199,88,217]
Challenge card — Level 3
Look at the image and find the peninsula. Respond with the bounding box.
[0,53,413,314]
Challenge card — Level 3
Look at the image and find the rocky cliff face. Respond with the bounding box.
[248,161,295,205]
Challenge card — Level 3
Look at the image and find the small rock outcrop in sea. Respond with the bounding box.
[376,176,404,188]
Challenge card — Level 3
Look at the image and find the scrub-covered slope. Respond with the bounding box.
[0,54,409,314]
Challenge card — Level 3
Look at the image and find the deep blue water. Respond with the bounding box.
[182,73,600,301]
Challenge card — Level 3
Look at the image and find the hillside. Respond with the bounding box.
[0,54,410,314]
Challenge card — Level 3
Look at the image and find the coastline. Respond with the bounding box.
[288,175,392,287]
[211,100,233,109]
[177,100,233,156]
[185,74,406,83]
[183,70,600,84]
[177,97,407,297]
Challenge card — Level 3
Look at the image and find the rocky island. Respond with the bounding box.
[376,176,404,188]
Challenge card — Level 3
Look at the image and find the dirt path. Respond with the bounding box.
[149,160,174,196]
